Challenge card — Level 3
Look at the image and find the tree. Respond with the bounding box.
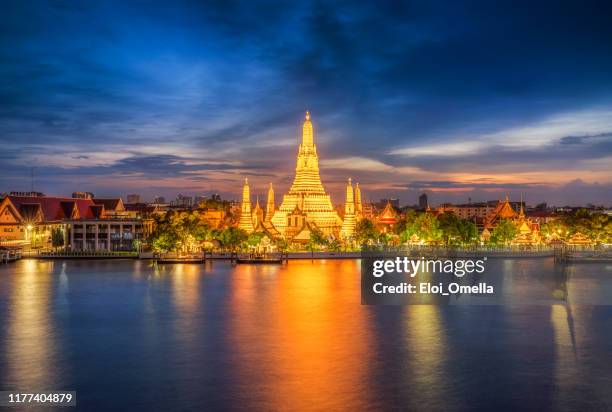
[151,230,178,253]
[309,228,329,251]
[274,237,289,252]
[247,231,266,248]
[355,219,378,246]
[217,227,248,251]
[51,227,64,250]
[456,219,479,244]
[147,210,213,253]
[400,213,443,244]
[438,213,479,245]
[490,219,518,245]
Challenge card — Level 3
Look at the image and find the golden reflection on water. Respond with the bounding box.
[404,305,450,407]
[170,263,201,317]
[228,259,374,410]
[551,304,580,409]
[5,259,59,389]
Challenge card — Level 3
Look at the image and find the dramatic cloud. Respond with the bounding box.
[1,0,611,205]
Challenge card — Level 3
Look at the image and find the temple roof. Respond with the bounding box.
[485,196,518,228]
[5,195,97,222]
[378,201,398,224]
[93,198,124,212]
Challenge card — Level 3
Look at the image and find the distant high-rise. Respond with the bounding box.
[153,196,166,204]
[72,191,94,199]
[419,193,428,209]
[378,198,399,209]
[170,194,193,208]
[127,194,140,204]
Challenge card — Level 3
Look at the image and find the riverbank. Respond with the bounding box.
[19,248,612,262]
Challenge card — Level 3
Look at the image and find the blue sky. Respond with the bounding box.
[1,0,611,206]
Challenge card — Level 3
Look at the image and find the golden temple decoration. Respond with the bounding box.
[340,178,356,239]
[238,177,255,233]
[270,111,342,236]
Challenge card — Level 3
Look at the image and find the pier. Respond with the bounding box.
[1,249,22,263]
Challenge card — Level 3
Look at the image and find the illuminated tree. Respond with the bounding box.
[490,219,518,245]
[217,227,248,251]
[51,227,64,251]
[355,218,378,245]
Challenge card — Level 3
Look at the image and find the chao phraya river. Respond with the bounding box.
[1,258,611,410]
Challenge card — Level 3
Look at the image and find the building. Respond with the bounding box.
[378,198,400,209]
[72,191,94,199]
[270,112,343,236]
[235,111,367,242]
[238,178,255,233]
[0,194,151,251]
[419,193,428,209]
[127,194,141,204]
[340,178,356,239]
[153,196,166,204]
[377,201,399,227]
[170,194,193,208]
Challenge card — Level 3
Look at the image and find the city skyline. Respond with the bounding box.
[1,1,612,205]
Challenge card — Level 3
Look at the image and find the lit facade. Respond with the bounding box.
[237,112,366,241]
[340,178,356,239]
[238,178,255,233]
[270,112,343,236]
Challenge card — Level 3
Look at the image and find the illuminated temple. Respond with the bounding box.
[240,111,358,240]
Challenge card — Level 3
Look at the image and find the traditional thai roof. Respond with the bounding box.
[480,227,491,240]
[93,198,125,212]
[291,222,315,243]
[18,204,43,222]
[485,196,518,228]
[567,232,593,245]
[4,195,97,222]
[378,201,398,225]
[90,205,105,219]
[254,220,281,238]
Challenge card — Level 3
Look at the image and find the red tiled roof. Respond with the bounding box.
[7,196,96,221]
[93,198,123,211]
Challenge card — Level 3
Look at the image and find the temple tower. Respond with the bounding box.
[271,111,342,236]
[340,178,356,239]
[252,196,264,228]
[265,183,275,222]
[355,182,363,215]
[238,177,255,233]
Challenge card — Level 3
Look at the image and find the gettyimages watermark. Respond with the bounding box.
[360,248,611,305]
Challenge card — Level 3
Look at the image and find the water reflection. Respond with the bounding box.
[5,259,60,389]
[0,258,611,410]
[404,306,451,409]
[228,260,375,409]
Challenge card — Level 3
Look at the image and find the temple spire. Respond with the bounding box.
[302,110,314,147]
[355,182,362,214]
[238,177,254,233]
[341,178,356,239]
[265,182,275,222]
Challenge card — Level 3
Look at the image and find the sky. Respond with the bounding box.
[1,0,611,207]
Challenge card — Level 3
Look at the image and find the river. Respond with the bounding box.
[0,258,611,411]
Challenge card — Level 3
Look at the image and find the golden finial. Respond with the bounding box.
[305,110,310,121]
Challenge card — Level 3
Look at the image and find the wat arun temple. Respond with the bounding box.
[238,111,368,241]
